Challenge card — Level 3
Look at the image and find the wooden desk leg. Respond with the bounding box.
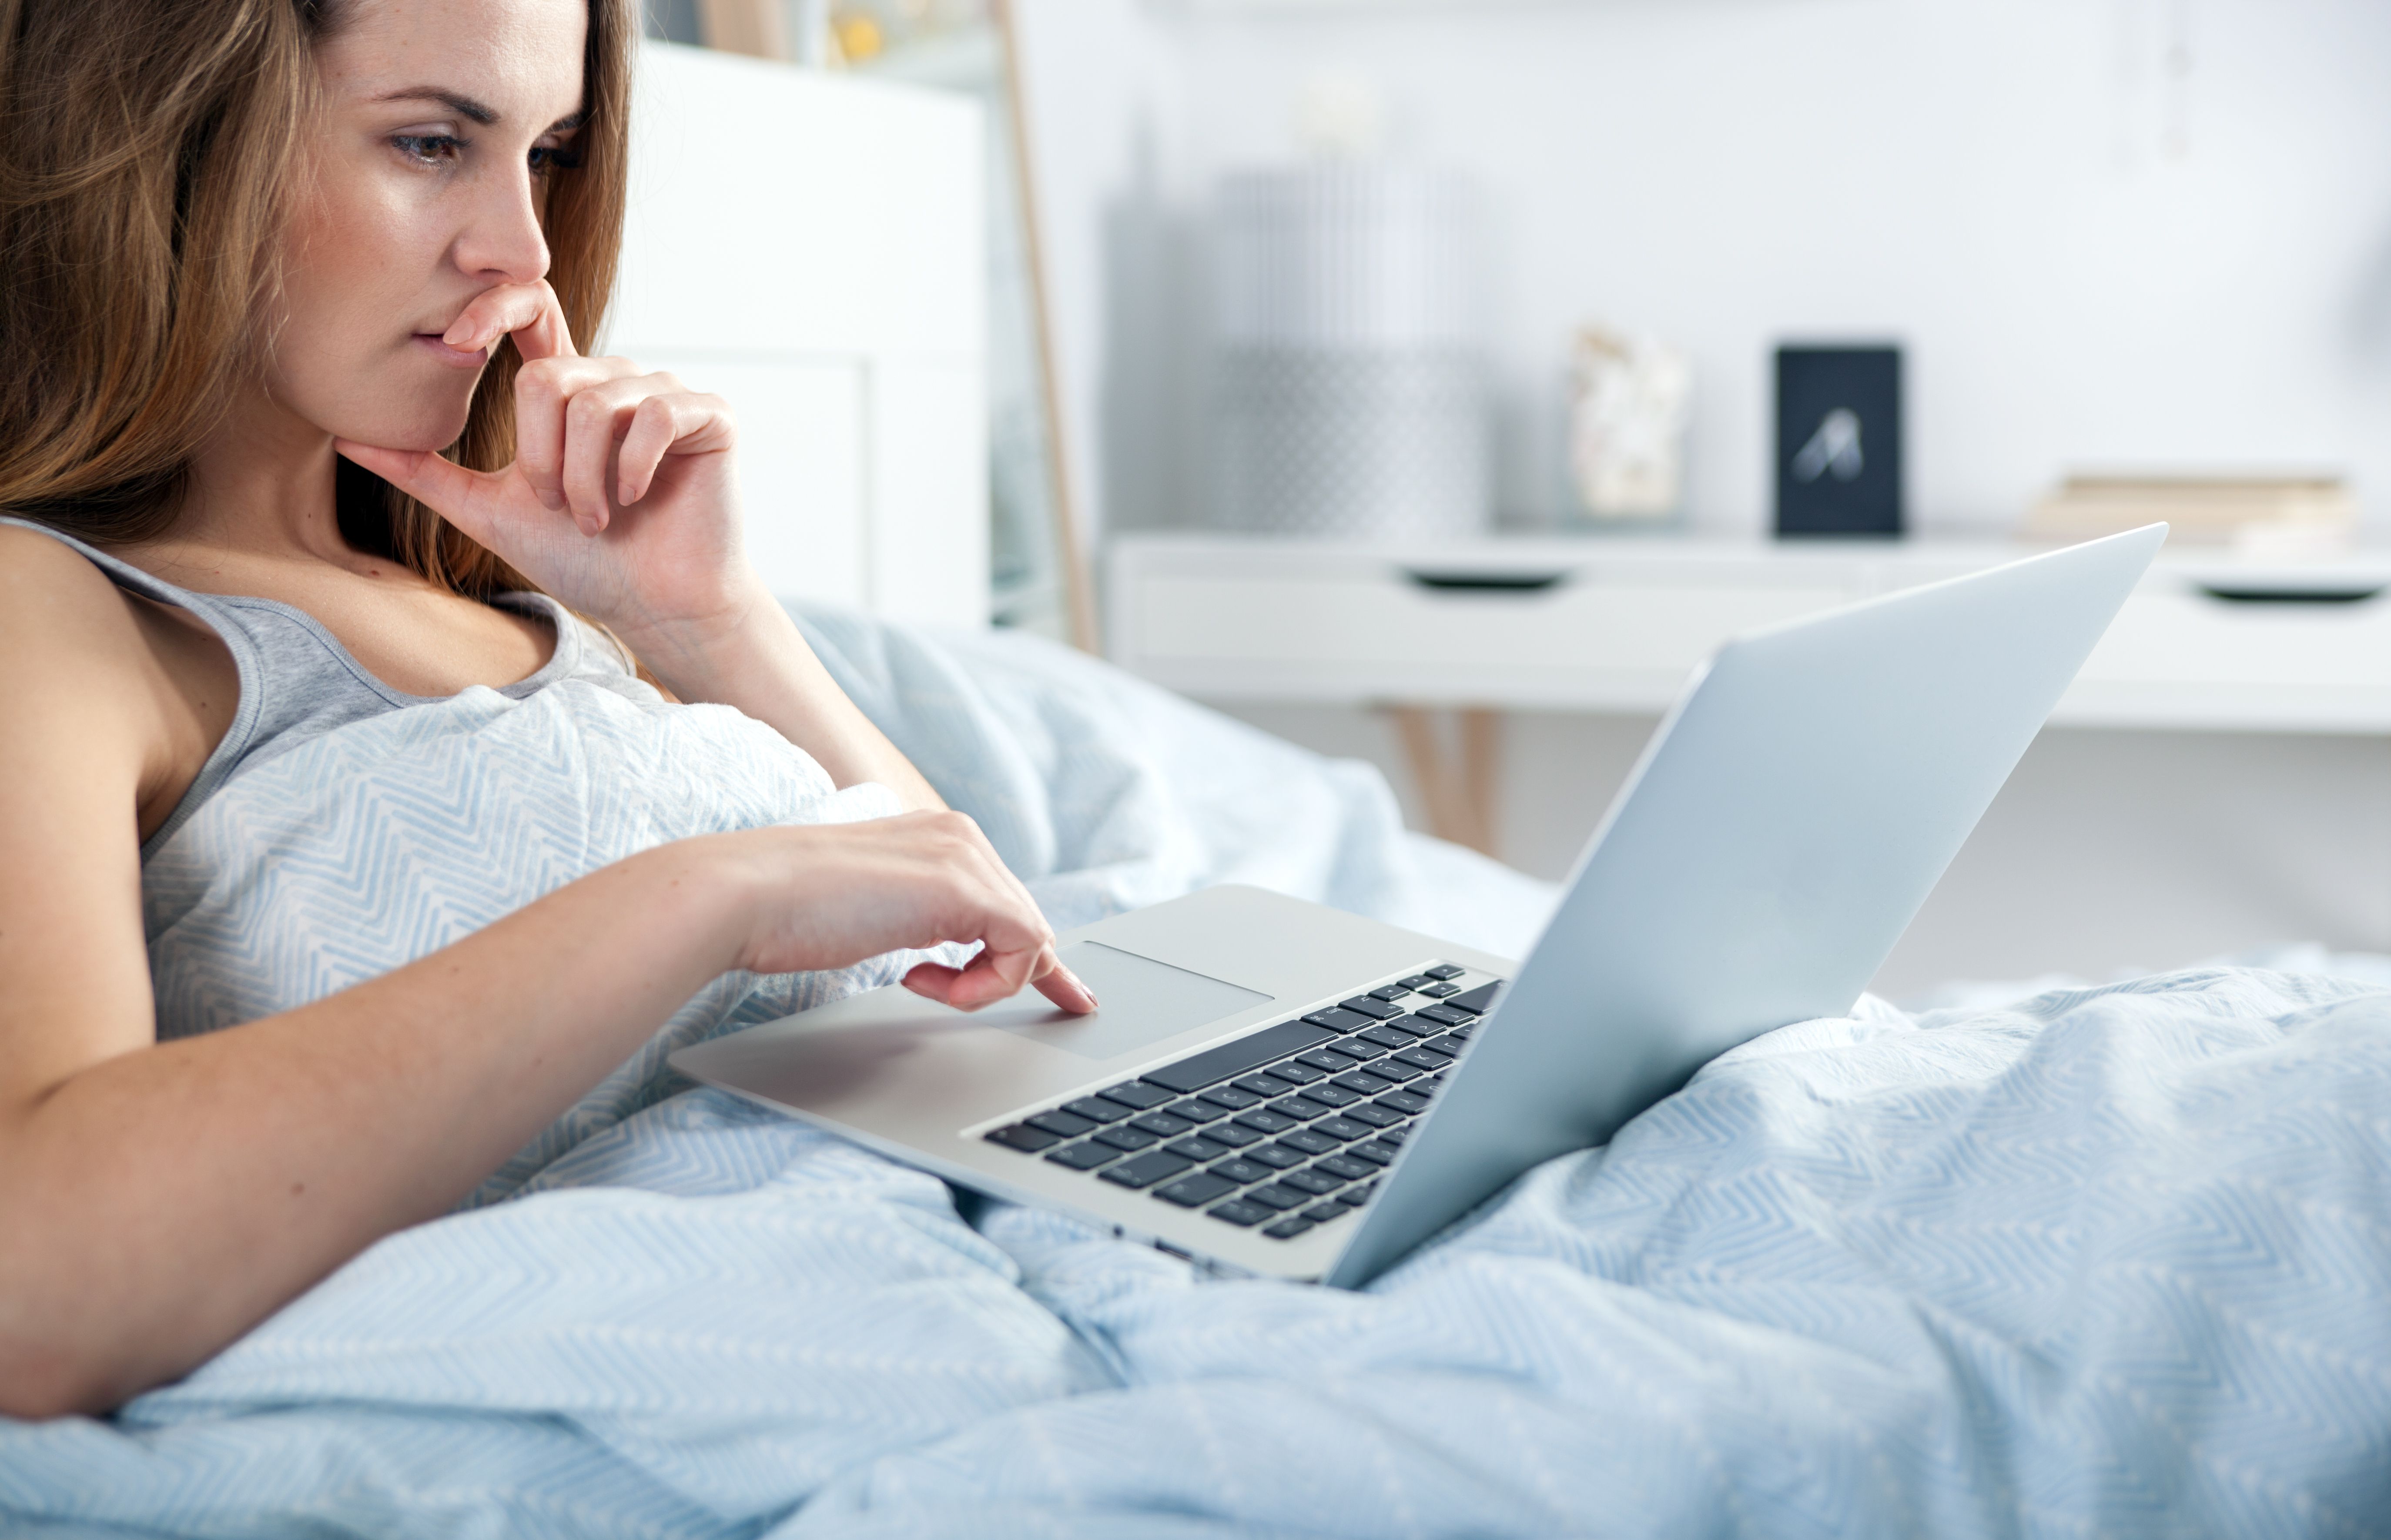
[1387,706,1502,858]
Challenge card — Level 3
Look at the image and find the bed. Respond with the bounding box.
[4,45,2385,1540]
[2,602,2386,1537]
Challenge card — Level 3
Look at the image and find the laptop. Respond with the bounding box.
[672,525,2165,1286]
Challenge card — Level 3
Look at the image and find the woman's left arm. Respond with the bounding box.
[609,589,944,812]
[338,281,944,811]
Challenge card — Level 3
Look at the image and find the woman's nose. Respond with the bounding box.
[454,164,551,285]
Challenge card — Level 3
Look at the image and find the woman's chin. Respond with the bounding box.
[335,408,473,457]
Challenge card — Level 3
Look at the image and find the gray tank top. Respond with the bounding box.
[0,515,646,862]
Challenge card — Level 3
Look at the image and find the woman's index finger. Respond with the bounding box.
[443,280,577,363]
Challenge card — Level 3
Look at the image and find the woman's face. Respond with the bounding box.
[270,0,589,453]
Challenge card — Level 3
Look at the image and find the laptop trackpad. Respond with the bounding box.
[986,941,1272,1060]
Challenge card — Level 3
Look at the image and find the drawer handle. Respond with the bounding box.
[2197,583,2385,605]
[1402,569,1572,594]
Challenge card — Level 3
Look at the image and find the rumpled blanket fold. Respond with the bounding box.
[5,610,2384,1537]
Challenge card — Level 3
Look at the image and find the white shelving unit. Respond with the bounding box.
[1108,531,2391,849]
[609,43,989,629]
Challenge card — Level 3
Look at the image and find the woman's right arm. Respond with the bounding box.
[0,537,1082,1419]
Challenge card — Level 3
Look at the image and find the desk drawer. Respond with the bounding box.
[1123,569,1855,709]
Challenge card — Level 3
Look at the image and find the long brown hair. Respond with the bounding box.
[0,0,631,596]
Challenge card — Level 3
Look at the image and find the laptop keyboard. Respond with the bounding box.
[982,966,1502,1243]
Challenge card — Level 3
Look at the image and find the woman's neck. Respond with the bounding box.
[158,390,362,572]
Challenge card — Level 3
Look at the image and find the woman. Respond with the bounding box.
[0,0,1094,1418]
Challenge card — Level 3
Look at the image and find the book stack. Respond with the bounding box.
[2027,475,2356,557]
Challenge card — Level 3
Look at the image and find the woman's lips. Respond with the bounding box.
[412,333,489,369]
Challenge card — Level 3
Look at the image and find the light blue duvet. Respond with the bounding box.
[3,610,2384,1537]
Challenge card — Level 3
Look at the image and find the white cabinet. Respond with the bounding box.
[609,43,988,627]
[1108,533,2391,733]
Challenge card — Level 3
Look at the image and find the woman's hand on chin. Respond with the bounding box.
[335,279,765,657]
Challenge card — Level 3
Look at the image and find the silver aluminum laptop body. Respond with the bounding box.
[672,526,2164,1286]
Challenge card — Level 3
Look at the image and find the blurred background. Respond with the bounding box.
[643,0,2391,998]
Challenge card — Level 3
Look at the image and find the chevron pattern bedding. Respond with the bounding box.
[0,609,2382,1536]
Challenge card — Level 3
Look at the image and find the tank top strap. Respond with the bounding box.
[1,516,271,857]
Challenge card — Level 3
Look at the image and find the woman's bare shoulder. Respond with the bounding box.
[0,524,155,675]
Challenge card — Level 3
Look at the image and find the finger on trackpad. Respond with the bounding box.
[985,941,1272,1059]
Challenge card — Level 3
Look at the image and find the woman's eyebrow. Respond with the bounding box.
[372,87,499,125]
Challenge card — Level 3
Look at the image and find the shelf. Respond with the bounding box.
[1107,532,2391,734]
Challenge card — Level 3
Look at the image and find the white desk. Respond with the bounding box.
[1107,532,2391,848]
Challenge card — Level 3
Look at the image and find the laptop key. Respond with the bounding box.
[1232,1075,1291,1100]
[1063,1098,1131,1124]
[1045,1141,1120,1170]
[1026,1110,1098,1139]
[1447,981,1504,1014]
[1367,985,1411,1002]
[1243,1144,1304,1170]
[1294,1084,1359,1110]
[1357,1025,1422,1050]
[1359,1058,1420,1082]
[1303,1202,1351,1224]
[1165,1098,1226,1123]
[1335,1189,1371,1208]
[1233,1108,1302,1135]
[1343,1104,1403,1129]
[1154,1172,1239,1209]
[1303,1008,1377,1034]
[985,1124,1059,1153]
[1323,1039,1384,1062]
[1198,1085,1263,1111]
[1092,1124,1160,1152]
[1417,982,1460,998]
[1343,1142,1398,1166]
[1165,1136,1235,1163]
[1311,1116,1371,1141]
[1260,1058,1325,1085]
[1098,1081,1177,1111]
[1332,1071,1399,1096]
[1415,1004,1475,1028]
[1208,1158,1272,1185]
[1142,1020,1342,1095]
[1380,1125,1413,1145]
[1276,1128,1337,1156]
[1202,1120,1264,1148]
[1376,1091,1431,1117]
[1338,997,1404,1021]
[1208,1200,1271,1227]
[1396,974,1436,990]
[1314,1155,1375,1181]
[1424,964,1465,981]
[1098,1150,1195,1189]
[1390,1048,1448,1073]
[1131,1112,1196,1138]
[1420,1034,1467,1058]
[1295,1049,1353,1074]
[1243,1184,1306,1212]
[1262,1218,1314,1240]
[1279,1168,1342,1196]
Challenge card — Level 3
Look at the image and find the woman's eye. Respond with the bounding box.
[528,141,584,177]
[392,133,467,166]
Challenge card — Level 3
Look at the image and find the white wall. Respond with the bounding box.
[1019,0,2391,537]
[1011,0,2391,984]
